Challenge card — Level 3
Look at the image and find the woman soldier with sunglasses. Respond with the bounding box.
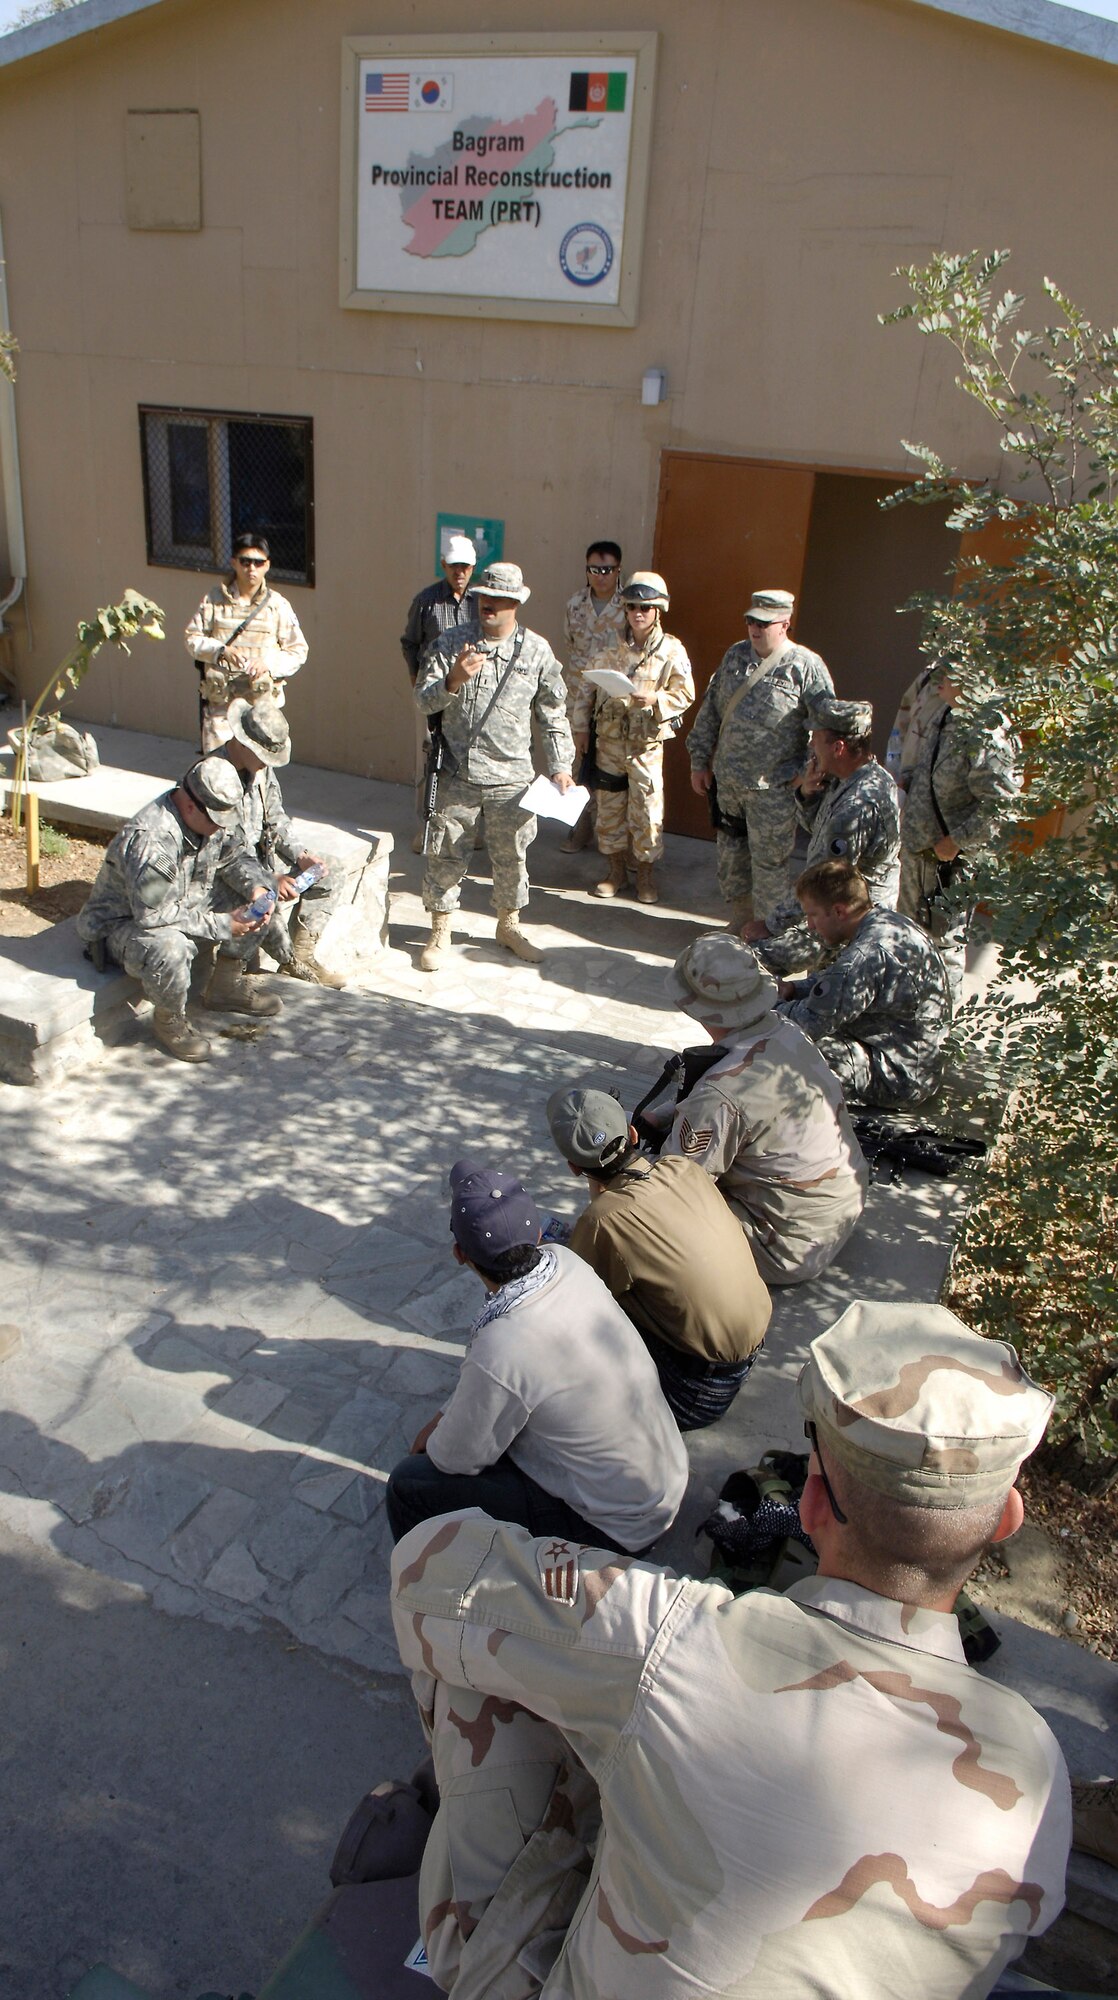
[185,532,309,751]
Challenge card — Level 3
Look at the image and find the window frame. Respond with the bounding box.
[138,403,316,587]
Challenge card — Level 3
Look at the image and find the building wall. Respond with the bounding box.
[1,0,1116,778]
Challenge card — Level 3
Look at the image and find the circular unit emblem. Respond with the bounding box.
[559,223,614,288]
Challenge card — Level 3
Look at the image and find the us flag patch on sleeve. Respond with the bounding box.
[537,1540,579,1605]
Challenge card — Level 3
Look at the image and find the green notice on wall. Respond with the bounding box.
[434,513,504,574]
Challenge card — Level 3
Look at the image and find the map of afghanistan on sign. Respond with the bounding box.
[355,53,637,304]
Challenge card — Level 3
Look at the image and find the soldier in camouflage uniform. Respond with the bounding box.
[390,1299,1069,1999]
[688,588,833,926]
[747,696,900,976]
[561,540,627,853]
[185,534,308,751]
[779,858,952,1107]
[415,563,575,970]
[218,698,346,989]
[570,572,694,905]
[76,757,274,1063]
[652,934,868,1284]
[898,670,1021,996]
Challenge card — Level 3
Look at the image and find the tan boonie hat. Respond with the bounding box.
[181,756,244,826]
[621,570,669,609]
[666,934,779,1030]
[547,1086,630,1171]
[468,561,530,604]
[798,1301,1054,1510]
[809,695,873,739]
[227,697,292,768]
[746,589,794,624]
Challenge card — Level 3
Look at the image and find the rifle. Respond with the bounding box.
[421,715,451,855]
[631,1042,725,1154]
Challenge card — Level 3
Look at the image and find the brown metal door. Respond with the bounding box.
[653,452,816,837]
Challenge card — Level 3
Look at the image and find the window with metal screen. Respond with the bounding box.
[140,406,315,585]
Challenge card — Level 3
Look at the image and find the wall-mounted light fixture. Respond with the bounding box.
[641,367,667,406]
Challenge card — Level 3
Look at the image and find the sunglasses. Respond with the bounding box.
[587,563,618,575]
[236,555,268,568]
[746,616,776,627]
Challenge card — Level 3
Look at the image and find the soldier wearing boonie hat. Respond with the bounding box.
[748,689,902,977]
[77,755,277,1064]
[656,934,869,1284]
[390,1289,1069,2000]
[569,568,695,906]
[687,583,833,930]
[415,558,575,971]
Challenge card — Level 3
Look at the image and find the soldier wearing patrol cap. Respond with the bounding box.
[778,857,953,1107]
[414,561,575,970]
[688,588,834,928]
[390,1299,1069,1998]
[745,692,901,976]
[76,756,276,1062]
[651,932,868,1283]
[568,570,694,905]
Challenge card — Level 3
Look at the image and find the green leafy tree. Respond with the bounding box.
[881,251,1118,1484]
[9,590,165,824]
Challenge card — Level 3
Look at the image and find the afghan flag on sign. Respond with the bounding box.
[569,72,627,113]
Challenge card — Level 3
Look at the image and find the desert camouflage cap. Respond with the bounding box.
[798,1300,1054,1509]
[621,570,669,609]
[666,933,779,1030]
[809,695,874,739]
[468,562,531,604]
[181,756,244,826]
[546,1085,630,1171]
[746,589,794,624]
[227,696,292,767]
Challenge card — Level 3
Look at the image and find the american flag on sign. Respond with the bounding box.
[365,70,410,111]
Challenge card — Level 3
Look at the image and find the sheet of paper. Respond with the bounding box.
[582,666,637,699]
[519,777,590,825]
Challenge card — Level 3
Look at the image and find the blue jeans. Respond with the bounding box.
[385,1449,627,1551]
[643,1331,763,1432]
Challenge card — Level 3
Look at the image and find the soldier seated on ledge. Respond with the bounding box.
[778,857,952,1108]
[390,1301,1070,1999]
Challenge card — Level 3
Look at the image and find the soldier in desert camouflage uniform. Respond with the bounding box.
[779,858,952,1107]
[390,1299,1069,2000]
[688,588,833,926]
[652,933,868,1285]
[570,571,694,905]
[76,756,275,1063]
[185,534,308,752]
[747,696,900,976]
[898,669,1021,996]
[415,563,575,970]
[560,540,628,853]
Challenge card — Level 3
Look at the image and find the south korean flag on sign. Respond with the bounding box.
[411,73,453,111]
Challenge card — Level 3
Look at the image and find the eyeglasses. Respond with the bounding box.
[236,555,267,568]
[587,563,619,575]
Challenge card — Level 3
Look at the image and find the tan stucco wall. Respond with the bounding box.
[1,0,1116,779]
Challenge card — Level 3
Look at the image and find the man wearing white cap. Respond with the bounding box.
[390,1301,1068,1997]
[688,588,833,928]
[401,535,478,851]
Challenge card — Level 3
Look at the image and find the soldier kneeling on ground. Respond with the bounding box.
[777,857,952,1109]
[383,1301,1069,1998]
[76,756,277,1063]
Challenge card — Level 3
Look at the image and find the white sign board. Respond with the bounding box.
[340,34,657,325]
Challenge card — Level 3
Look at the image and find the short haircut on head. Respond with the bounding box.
[829,1457,1007,1601]
[469,1242,543,1287]
[232,531,270,557]
[586,540,622,565]
[589,1138,641,1184]
[796,858,871,913]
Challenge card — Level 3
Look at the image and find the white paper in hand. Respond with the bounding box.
[582,666,638,699]
[519,777,590,825]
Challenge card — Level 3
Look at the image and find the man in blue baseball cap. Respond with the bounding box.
[384,1156,688,1551]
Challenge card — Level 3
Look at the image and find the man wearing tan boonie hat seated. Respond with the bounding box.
[651,932,868,1283]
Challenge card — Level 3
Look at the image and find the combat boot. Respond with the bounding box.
[279,919,346,989]
[152,1008,212,1063]
[559,804,595,854]
[495,910,543,964]
[204,953,284,1017]
[591,854,628,899]
[419,911,453,972]
[726,894,754,932]
[635,863,659,904]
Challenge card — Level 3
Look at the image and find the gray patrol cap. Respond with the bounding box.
[468,561,531,604]
[746,589,794,624]
[547,1086,630,1172]
[227,696,292,767]
[666,933,779,1031]
[809,695,874,739]
[181,756,244,826]
[798,1301,1054,1510]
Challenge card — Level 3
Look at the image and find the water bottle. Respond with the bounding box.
[290,862,325,894]
[247,887,277,920]
[885,725,903,779]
